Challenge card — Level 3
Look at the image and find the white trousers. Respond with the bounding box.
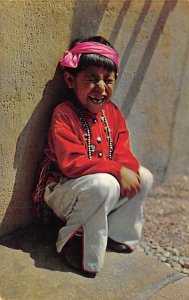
[44,166,153,273]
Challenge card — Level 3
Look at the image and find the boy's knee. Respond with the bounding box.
[139,166,153,194]
[89,173,120,199]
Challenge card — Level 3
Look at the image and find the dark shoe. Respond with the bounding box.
[64,236,82,270]
[63,235,96,278]
[108,238,133,253]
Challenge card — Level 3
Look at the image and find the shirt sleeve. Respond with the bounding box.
[49,110,122,181]
[112,108,139,173]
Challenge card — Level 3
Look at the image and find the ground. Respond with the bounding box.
[142,175,189,257]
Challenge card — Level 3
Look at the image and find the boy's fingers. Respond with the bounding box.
[127,182,141,199]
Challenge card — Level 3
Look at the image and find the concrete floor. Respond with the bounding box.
[0,224,189,300]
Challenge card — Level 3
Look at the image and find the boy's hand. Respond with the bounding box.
[120,167,141,199]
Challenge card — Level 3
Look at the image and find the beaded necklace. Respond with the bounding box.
[75,106,113,160]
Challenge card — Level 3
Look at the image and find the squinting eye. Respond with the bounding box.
[105,79,113,84]
[87,79,96,83]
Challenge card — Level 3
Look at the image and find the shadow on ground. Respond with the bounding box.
[0,219,118,279]
[0,222,72,273]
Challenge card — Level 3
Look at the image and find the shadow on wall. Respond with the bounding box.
[115,0,152,89]
[0,0,110,236]
[0,65,66,236]
[120,0,177,117]
[118,0,178,183]
[69,0,109,41]
[163,34,189,180]
[109,0,132,45]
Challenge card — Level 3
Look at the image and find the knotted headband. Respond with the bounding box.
[59,41,119,71]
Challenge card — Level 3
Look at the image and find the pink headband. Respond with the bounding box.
[59,41,119,71]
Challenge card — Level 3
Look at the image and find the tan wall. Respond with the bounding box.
[1,0,189,236]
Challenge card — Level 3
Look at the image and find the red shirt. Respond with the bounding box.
[44,100,139,185]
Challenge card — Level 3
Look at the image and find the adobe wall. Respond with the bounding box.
[1,0,189,235]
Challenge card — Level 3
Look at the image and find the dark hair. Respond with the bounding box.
[64,36,117,76]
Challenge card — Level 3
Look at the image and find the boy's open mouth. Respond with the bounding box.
[88,96,106,105]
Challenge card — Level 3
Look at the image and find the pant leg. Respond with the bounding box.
[108,166,153,250]
[44,173,120,272]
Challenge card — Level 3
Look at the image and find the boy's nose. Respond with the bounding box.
[95,80,106,93]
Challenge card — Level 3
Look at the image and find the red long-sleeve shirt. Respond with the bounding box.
[44,100,139,185]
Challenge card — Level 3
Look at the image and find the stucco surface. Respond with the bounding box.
[0,0,189,235]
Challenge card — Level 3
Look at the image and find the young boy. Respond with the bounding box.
[34,36,153,277]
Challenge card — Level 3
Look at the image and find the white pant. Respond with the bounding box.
[44,166,153,273]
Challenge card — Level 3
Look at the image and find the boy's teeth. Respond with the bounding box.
[89,96,105,103]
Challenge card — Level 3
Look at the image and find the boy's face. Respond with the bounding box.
[64,66,116,113]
